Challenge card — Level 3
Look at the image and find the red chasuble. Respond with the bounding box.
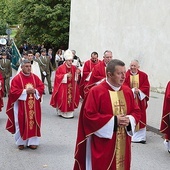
[84,60,106,98]
[6,72,44,140]
[50,63,80,112]
[0,73,4,111]
[79,59,101,99]
[74,81,141,170]
[124,69,150,129]
[160,81,170,140]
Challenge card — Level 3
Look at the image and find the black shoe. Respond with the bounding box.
[132,140,146,144]
[49,92,52,95]
[43,92,45,95]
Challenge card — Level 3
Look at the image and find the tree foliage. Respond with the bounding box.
[15,0,71,49]
[0,0,71,50]
[0,0,20,35]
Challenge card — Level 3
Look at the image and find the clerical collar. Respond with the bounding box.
[21,71,30,76]
[104,62,107,66]
[130,70,138,75]
[65,63,71,68]
[106,79,121,91]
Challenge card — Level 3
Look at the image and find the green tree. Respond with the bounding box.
[0,0,8,35]
[15,0,71,49]
[0,0,20,35]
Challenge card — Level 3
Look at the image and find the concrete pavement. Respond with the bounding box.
[147,91,164,134]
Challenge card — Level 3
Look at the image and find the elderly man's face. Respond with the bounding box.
[103,51,112,64]
[130,61,139,73]
[65,59,73,67]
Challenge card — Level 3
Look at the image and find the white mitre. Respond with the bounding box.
[64,49,73,60]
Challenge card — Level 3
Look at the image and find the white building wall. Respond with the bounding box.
[69,0,170,91]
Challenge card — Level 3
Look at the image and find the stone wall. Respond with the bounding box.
[69,0,170,91]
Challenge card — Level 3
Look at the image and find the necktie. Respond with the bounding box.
[44,56,46,62]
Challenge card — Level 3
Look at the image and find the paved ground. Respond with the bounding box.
[0,70,169,170]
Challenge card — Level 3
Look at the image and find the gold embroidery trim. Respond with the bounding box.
[109,90,127,170]
[130,74,139,88]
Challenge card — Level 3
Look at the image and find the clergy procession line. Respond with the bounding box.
[0,47,169,170]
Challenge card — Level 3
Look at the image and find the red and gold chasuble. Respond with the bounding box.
[124,70,150,130]
[17,74,42,140]
[74,81,141,170]
[109,90,127,170]
[50,63,80,112]
[6,72,44,140]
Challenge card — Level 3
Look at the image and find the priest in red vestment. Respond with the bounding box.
[50,49,80,118]
[79,51,101,99]
[74,59,141,170]
[124,60,150,144]
[160,81,170,153]
[0,72,4,111]
[84,50,112,97]
[6,59,44,150]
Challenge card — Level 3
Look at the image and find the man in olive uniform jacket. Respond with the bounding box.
[37,48,54,94]
[0,52,12,97]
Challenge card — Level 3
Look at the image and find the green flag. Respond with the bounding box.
[11,41,21,70]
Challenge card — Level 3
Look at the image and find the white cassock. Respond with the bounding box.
[131,88,147,142]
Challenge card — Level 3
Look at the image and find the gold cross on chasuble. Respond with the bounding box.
[109,90,127,170]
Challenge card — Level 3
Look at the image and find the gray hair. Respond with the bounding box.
[21,59,31,66]
[35,52,40,56]
[103,50,112,56]
[130,59,140,66]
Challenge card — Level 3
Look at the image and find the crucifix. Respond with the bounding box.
[114,99,125,114]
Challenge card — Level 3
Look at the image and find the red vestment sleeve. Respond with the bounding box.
[160,81,170,139]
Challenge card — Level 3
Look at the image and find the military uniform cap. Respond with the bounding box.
[40,48,46,52]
